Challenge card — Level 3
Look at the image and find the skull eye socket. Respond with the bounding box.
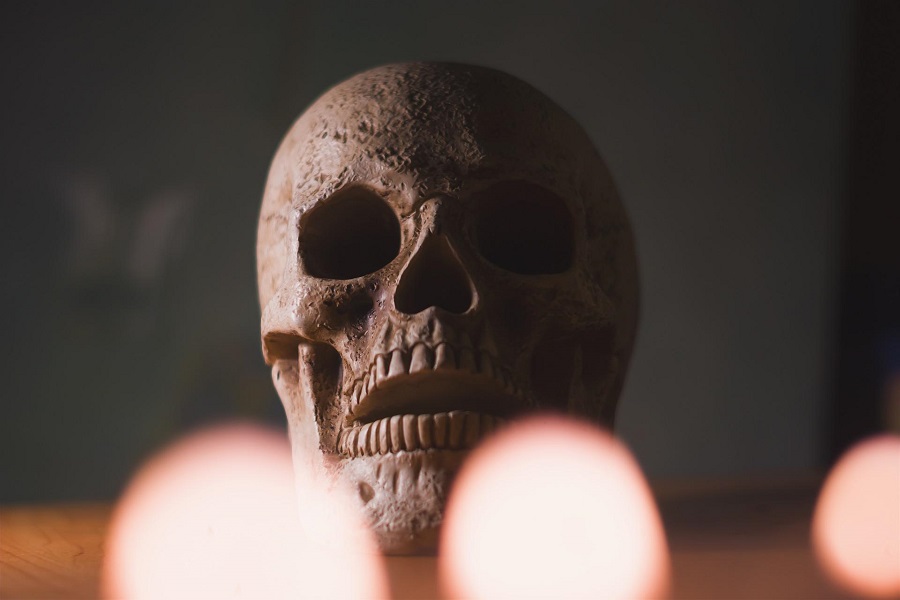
[300,186,401,279]
[473,181,574,275]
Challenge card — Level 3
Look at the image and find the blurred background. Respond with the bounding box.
[1,0,897,503]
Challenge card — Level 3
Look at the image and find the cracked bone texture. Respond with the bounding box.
[257,63,639,554]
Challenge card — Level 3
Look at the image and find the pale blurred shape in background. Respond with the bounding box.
[102,423,387,600]
[813,434,900,599]
[440,415,669,600]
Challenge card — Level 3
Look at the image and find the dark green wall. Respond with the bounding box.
[0,0,849,501]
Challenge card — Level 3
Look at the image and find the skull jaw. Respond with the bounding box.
[274,355,471,554]
[335,450,469,554]
[273,335,622,555]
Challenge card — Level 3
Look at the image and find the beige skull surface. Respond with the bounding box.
[257,63,638,554]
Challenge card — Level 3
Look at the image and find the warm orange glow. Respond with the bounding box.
[813,434,900,598]
[103,423,387,599]
[440,415,670,600]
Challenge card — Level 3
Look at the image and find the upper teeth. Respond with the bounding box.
[347,342,521,412]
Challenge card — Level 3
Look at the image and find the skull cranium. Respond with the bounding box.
[257,63,638,553]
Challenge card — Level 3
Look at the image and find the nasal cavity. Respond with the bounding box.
[394,236,474,315]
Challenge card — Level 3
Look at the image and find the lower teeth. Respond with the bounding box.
[339,411,502,456]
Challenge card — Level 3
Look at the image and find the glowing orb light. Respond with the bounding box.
[440,415,670,600]
[813,434,900,598]
[103,422,387,599]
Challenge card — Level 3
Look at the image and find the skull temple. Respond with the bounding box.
[257,63,638,554]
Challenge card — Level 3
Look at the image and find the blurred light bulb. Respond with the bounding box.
[440,415,670,600]
[813,434,900,598]
[103,422,387,600]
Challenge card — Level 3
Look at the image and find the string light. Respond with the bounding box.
[813,434,900,598]
[103,423,387,599]
[440,415,670,600]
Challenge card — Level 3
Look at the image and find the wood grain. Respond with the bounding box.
[1,504,110,599]
[0,478,851,599]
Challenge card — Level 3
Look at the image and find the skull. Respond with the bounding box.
[257,63,638,554]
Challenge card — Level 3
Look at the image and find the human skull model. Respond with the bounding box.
[257,63,638,554]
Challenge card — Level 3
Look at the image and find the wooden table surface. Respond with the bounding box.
[1,476,851,599]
